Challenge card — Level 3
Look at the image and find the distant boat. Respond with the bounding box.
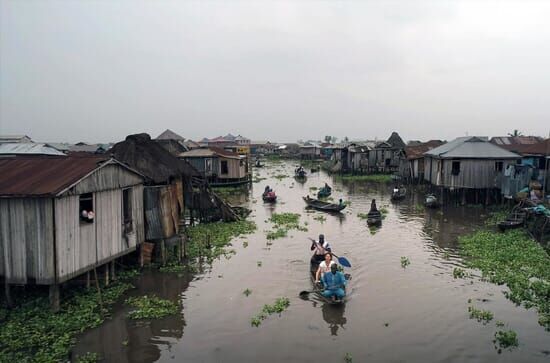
[425,194,439,208]
[262,191,277,203]
[391,187,406,201]
[303,196,346,212]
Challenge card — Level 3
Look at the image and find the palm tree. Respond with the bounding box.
[507,129,523,137]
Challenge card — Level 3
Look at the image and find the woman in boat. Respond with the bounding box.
[321,263,347,302]
[315,252,336,283]
[310,234,332,265]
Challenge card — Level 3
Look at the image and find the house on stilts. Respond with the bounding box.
[0,155,145,309]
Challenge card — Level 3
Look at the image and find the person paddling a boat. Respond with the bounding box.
[321,263,347,302]
[315,252,336,283]
[310,234,331,264]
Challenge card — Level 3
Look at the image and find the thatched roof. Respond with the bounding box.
[386,132,406,149]
[110,133,200,184]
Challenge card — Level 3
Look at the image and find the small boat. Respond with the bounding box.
[295,169,307,178]
[310,167,320,173]
[317,186,332,199]
[425,194,439,208]
[303,197,346,212]
[497,207,526,232]
[391,187,406,201]
[366,210,382,226]
[262,191,277,203]
[309,257,350,304]
[254,160,264,167]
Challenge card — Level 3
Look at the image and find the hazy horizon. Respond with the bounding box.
[1,0,549,144]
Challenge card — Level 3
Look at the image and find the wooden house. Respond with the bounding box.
[423,136,520,203]
[0,155,145,308]
[180,147,250,186]
[299,143,321,160]
[400,140,444,183]
[370,132,406,173]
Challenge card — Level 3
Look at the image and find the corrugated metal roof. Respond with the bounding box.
[0,135,32,143]
[156,129,185,140]
[180,147,241,159]
[0,143,66,156]
[0,155,109,197]
[405,140,445,160]
[518,138,550,155]
[425,136,520,159]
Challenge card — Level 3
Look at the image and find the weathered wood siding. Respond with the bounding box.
[0,198,55,284]
[424,157,515,189]
[144,184,180,240]
[68,163,143,195]
[219,157,246,179]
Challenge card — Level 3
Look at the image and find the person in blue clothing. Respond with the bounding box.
[321,263,347,302]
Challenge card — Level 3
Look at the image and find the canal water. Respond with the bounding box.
[73,160,549,362]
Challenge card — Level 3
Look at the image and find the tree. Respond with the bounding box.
[324,135,332,143]
[508,129,523,137]
[343,136,349,142]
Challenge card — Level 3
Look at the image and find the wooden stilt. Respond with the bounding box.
[4,280,13,308]
[49,284,60,312]
[86,271,91,289]
[110,261,116,281]
[93,268,104,314]
[104,264,110,286]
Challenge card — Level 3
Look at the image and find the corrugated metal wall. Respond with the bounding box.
[0,198,55,284]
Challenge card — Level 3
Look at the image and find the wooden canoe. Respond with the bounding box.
[310,257,350,304]
[366,211,382,226]
[303,197,346,212]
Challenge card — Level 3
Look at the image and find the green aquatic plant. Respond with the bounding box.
[400,257,410,269]
[459,229,550,331]
[453,267,469,279]
[484,208,510,226]
[274,174,288,180]
[309,186,318,191]
[265,213,307,240]
[125,295,179,320]
[357,213,369,220]
[158,263,187,273]
[468,306,494,324]
[76,352,101,363]
[415,204,424,212]
[496,320,505,327]
[379,207,388,215]
[0,279,134,362]
[243,289,252,297]
[186,220,257,261]
[314,215,326,223]
[257,261,263,267]
[243,241,249,248]
[494,330,518,349]
[336,174,393,183]
[250,297,290,327]
[344,352,353,362]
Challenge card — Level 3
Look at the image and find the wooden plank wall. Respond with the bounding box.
[71,163,143,195]
[0,198,54,284]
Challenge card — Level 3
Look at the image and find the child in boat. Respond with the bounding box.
[321,263,347,301]
[315,252,336,283]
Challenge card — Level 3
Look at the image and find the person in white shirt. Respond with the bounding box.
[315,253,336,283]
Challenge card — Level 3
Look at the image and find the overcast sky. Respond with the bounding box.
[1,0,549,144]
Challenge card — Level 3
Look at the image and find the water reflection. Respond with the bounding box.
[321,303,347,336]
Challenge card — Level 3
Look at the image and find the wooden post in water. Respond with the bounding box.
[4,280,13,308]
[110,261,116,281]
[104,264,110,286]
[49,284,60,312]
[93,268,104,315]
[86,271,91,289]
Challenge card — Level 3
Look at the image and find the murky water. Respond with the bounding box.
[73,160,549,362]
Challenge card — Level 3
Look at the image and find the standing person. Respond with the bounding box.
[310,234,331,264]
[315,252,336,283]
[321,263,347,302]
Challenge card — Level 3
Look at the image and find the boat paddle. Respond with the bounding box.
[308,238,352,268]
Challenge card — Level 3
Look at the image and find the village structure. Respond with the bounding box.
[1,129,549,310]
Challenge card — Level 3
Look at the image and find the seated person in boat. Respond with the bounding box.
[321,263,347,301]
[370,199,378,213]
[310,234,331,264]
[315,252,336,283]
[263,185,272,195]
